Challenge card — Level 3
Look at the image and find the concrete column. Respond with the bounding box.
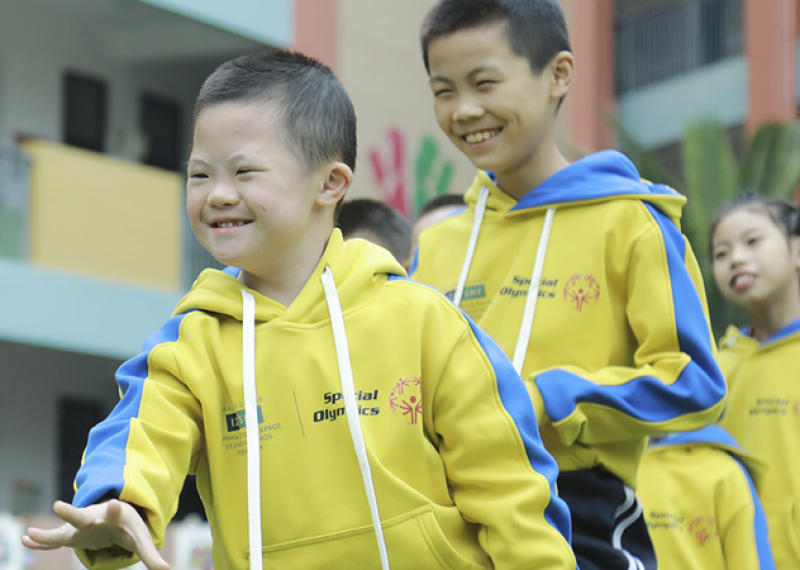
[568,0,616,153]
[293,0,339,72]
[746,0,797,133]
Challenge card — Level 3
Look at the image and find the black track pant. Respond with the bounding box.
[558,468,656,570]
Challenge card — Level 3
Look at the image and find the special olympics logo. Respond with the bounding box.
[689,516,718,546]
[389,377,422,425]
[563,273,601,311]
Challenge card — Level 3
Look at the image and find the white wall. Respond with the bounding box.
[0,341,121,514]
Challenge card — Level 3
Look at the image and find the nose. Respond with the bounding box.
[452,96,485,122]
[207,179,240,208]
[729,244,747,266]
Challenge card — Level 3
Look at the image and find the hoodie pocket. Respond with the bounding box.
[763,498,800,568]
[258,505,489,570]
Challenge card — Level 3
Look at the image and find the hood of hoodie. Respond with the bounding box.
[174,229,405,324]
[465,150,686,227]
[648,425,768,487]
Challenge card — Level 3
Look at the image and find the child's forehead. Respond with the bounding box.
[428,22,516,65]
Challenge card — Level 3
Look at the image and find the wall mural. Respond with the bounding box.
[368,128,455,219]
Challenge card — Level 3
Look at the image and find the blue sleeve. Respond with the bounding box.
[534,205,726,444]
[73,314,187,508]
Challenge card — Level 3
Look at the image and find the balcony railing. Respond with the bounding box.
[616,0,743,96]
[0,147,31,260]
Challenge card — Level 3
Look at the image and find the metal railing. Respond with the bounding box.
[0,148,31,260]
[616,0,743,96]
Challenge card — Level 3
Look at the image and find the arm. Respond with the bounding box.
[531,205,726,445]
[433,311,576,569]
[65,314,202,569]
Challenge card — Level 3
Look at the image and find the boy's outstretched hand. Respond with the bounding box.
[22,499,170,570]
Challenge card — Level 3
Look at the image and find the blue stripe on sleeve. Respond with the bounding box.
[73,313,188,507]
[536,205,725,424]
[464,315,574,548]
[736,461,776,569]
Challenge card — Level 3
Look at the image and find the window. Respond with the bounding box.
[141,94,181,171]
[63,73,107,152]
[56,398,105,502]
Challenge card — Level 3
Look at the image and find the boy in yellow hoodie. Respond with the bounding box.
[412,1,727,568]
[22,51,576,570]
[638,425,775,570]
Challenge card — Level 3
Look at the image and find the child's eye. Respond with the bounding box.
[433,88,453,97]
[236,169,256,176]
[746,237,760,246]
[476,80,496,88]
[189,172,208,180]
[713,251,727,261]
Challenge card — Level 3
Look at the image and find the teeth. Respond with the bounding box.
[217,221,247,228]
[733,274,755,287]
[464,130,499,144]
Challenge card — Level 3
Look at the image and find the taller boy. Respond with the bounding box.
[413,1,727,569]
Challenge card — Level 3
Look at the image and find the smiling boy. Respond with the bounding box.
[411,1,727,569]
[22,51,576,570]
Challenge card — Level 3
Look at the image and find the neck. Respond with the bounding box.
[241,227,331,307]
[748,287,800,342]
[493,142,570,201]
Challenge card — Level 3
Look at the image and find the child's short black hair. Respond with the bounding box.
[417,193,465,220]
[337,199,412,262]
[710,190,800,254]
[420,0,571,75]
[194,50,357,174]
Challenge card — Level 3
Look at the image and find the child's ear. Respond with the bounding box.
[550,51,575,100]
[316,162,353,207]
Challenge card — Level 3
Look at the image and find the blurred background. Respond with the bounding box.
[0,0,797,568]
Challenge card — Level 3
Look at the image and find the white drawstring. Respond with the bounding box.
[321,267,391,570]
[240,290,263,570]
[452,186,556,375]
[512,208,556,374]
[453,186,490,307]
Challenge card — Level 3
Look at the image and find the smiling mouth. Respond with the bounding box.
[212,221,252,229]
[731,274,756,291]
[462,129,502,144]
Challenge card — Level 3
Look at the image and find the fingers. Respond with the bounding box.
[23,522,77,549]
[21,533,63,551]
[116,502,170,570]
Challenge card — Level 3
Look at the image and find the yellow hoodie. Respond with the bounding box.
[412,151,726,488]
[638,426,774,570]
[72,231,576,570]
[719,319,800,570]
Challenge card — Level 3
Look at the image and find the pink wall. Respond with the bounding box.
[569,0,616,153]
[293,0,339,72]
[745,0,797,133]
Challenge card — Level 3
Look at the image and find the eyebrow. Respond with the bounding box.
[429,64,500,85]
[713,227,764,247]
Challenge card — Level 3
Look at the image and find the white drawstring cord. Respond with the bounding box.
[241,290,263,570]
[512,208,556,374]
[321,267,391,570]
[453,186,490,307]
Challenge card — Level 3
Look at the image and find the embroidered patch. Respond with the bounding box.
[389,377,422,425]
[563,273,601,311]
